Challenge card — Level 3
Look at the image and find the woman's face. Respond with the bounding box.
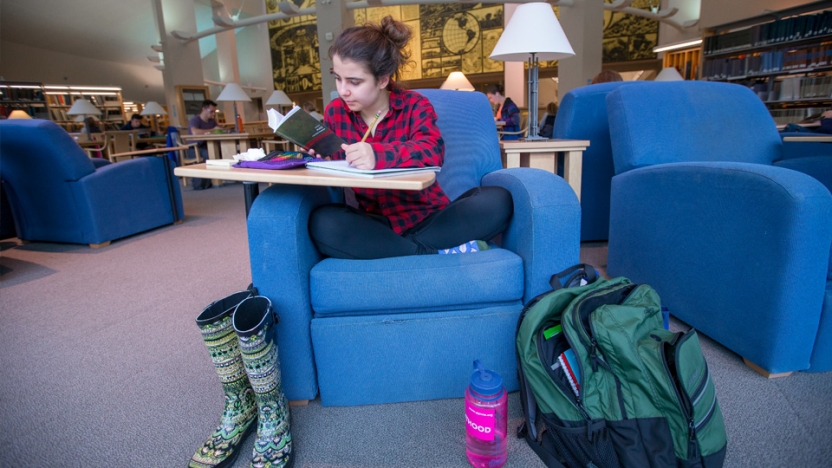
[332,55,389,113]
[486,92,500,105]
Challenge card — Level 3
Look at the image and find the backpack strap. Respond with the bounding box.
[549,264,599,291]
[518,422,568,468]
[516,341,567,468]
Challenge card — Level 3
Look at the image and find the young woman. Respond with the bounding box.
[486,84,521,140]
[308,16,513,260]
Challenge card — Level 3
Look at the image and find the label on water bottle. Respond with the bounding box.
[466,403,495,441]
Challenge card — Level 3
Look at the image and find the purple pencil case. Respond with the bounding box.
[233,151,325,170]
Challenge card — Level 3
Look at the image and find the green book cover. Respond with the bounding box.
[267,107,345,157]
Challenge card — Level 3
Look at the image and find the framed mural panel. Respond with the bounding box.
[267,2,659,95]
[267,0,321,94]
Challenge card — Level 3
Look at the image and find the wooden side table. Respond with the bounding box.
[500,139,590,201]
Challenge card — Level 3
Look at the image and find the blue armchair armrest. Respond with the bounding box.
[247,184,331,400]
[70,157,182,245]
[774,155,832,194]
[483,167,581,302]
[608,161,832,373]
[779,131,832,161]
[90,158,111,169]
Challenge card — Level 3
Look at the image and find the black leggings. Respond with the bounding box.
[309,186,513,260]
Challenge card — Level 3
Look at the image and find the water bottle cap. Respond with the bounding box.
[470,360,503,396]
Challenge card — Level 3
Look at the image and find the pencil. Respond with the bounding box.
[361,110,383,142]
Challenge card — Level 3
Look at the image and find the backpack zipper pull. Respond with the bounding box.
[688,417,699,459]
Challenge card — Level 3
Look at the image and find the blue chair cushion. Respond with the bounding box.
[310,248,524,316]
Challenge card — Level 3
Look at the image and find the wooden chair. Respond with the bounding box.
[498,113,528,140]
[105,130,139,162]
[71,132,108,159]
[261,139,292,153]
[243,120,270,134]
[170,131,202,187]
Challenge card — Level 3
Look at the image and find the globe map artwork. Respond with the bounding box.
[442,12,481,55]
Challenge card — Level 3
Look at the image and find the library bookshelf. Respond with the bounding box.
[0,81,49,120]
[43,85,126,131]
[663,47,700,80]
[702,2,832,125]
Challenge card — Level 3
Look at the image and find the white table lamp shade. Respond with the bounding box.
[8,110,32,119]
[489,3,575,62]
[654,67,685,81]
[140,101,167,115]
[66,99,101,116]
[216,83,252,102]
[266,90,292,106]
[440,72,475,91]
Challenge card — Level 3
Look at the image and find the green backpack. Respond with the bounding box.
[516,265,727,468]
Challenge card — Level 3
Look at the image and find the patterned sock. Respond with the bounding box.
[438,240,490,254]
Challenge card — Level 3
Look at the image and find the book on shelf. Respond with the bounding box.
[304,160,441,179]
[266,107,345,156]
[705,10,832,56]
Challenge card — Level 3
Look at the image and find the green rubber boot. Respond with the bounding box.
[189,290,259,468]
[233,296,294,468]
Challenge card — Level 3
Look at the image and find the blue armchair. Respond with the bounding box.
[553,81,638,241]
[776,132,832,192]
[605,81,832,375]
[0,120,184,247]
[246,89,581,406]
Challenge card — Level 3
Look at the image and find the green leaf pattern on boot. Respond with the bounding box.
[191,314,258,468]
[239,321,293,468]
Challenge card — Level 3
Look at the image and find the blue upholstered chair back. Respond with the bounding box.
[416,89,503,200]
[554,81,638,240]
[0,120,97,232]
[1,120,96,182]
[606,81,783,175]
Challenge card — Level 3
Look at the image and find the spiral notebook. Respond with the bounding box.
[304,160,441,179]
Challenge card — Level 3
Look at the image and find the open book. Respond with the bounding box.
[305,160,441,179]
[267,107,345,157]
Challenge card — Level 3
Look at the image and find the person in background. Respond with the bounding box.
[538,102,558,139]
[302,101,324,122]
[187,100,222,190]
[817,109,832,134]
[307,15,513,260]
[591,70,623,84]
[85,117,102,133]
[121,113,153,149]
[486,83,521,140]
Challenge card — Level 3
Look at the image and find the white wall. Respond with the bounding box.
[657,0,702,47]
[236,22,274,121]
[0,41,165,103]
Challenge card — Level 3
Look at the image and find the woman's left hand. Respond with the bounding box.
[342,142,376,170]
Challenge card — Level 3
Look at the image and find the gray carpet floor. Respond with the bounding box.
[1,183,831,468]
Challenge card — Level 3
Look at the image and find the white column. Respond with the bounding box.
[315,0,353,106]
[558,0,604,97]
[214,1,244,125]
[152,0,205,127]
[503,4,525,108]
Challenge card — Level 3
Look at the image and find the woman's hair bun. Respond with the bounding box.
[380,16,411,49]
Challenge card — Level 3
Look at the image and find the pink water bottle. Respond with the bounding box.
[465,360,508,468]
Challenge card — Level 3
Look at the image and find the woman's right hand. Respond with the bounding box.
[305,148,330,160]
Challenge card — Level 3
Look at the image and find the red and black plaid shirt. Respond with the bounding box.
[324,87,450,234]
